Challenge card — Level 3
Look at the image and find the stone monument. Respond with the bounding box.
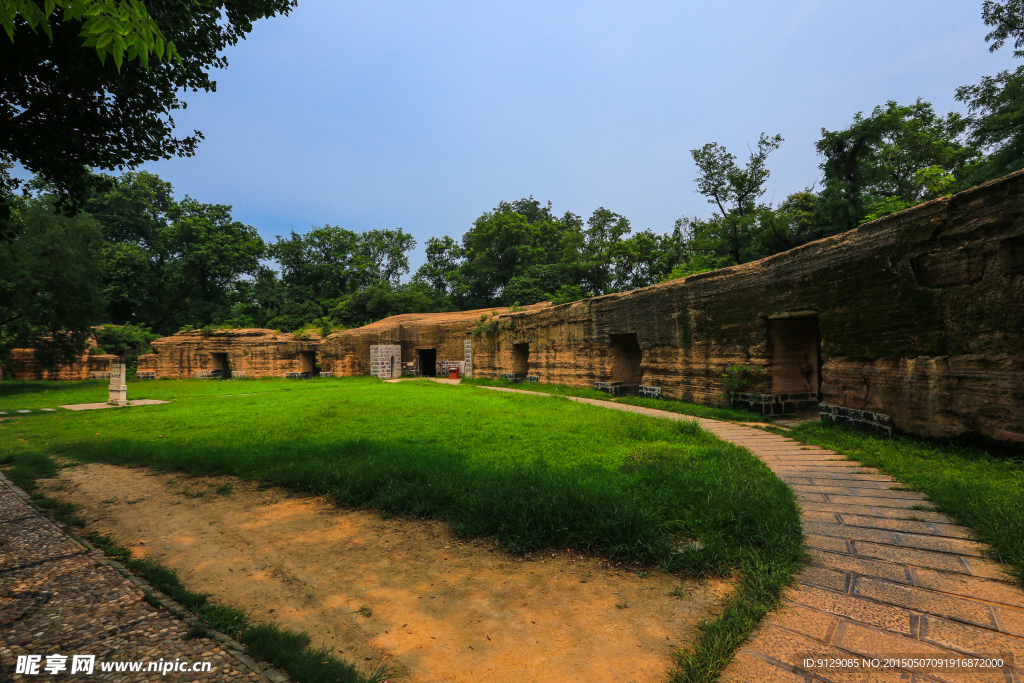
[108,363,127,406]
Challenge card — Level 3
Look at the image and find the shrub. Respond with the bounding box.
[94,324,160,366]
[551,284,590,305]
[472,313,500,334]
[721,364,761,394]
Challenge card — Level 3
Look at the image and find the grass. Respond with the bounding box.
[784,421,1024,586]
[463,377,761,422]
[0,376,345,412]
[461,376,614,400]
[1,377,804,681]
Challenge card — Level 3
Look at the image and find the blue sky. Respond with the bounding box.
[134,0,1012,272]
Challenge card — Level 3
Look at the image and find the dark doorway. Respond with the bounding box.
[300,350,317,376]
[769,317,821,398]
[211,353,230,379]
[609,334,642,389]
[418,348,437,377]
[390,355,397,379]
[512,343,530,375]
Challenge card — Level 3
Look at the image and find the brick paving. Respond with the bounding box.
[0,474,287,682]
[479,387,1024,682]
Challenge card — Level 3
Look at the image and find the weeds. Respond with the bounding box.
[186,623,212,640]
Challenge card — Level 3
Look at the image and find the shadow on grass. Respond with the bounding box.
[43,431,798,575]
[0,379,107,399]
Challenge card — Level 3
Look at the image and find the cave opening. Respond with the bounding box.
[418,348,437,377]
[609,334,642,390]
[769,317,821,400]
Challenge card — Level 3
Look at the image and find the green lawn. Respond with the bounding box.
[1,377,803,682]
[786,422,1024,586]
[463,377,761,422]
[0,377,343,411]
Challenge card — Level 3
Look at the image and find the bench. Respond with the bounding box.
[593,381,625,396]
[136,371,157,379]
[638,385,662,399]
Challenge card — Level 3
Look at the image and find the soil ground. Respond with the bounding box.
[41,463,734,683]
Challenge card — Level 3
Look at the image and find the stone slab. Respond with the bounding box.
[58,399,170,411]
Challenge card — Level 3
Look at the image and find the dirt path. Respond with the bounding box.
[41,463,733,683]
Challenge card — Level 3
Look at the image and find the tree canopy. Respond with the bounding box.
[0,194,106,367]
[955,1,1024,182]
[6,0,1024,372]
[2,0,179,70]
[0,0,295,222]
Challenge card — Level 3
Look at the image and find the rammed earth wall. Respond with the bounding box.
[6,333,118,380]
[318,306,543,377]
[465,171,1022,445]
[7,349,118,381]
[135,329,321,379]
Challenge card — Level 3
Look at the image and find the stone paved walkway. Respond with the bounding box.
[479,386,1024,682]
[0,474,284,682]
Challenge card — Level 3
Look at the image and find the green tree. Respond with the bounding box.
[956,1,1024,181]
[270,226,414,307]
[0,0,295,219]
[815,100,978,230]
[752,190,823,255]
[581,207,631,295]
[162,197,266,327]
[613,227,690,288]
[0,195,106,368]
[264,225,417,330]
[330,282,451,328]
[85,172,265,333]
[457,198,583,306]
[414,235,463,296]
[689,133,783,265]
[2,0,178,70]
[93,322,159,369]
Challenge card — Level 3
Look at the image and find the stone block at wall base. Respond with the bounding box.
[819,403,893,437]
[732,392,819,416]
[501,372,527,383]
[638,385,662,398]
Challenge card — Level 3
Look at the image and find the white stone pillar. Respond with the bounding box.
[108,363,127,406]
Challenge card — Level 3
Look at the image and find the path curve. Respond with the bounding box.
[476,386,1024,682]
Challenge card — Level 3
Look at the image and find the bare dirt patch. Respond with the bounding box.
[42,463,735,683]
